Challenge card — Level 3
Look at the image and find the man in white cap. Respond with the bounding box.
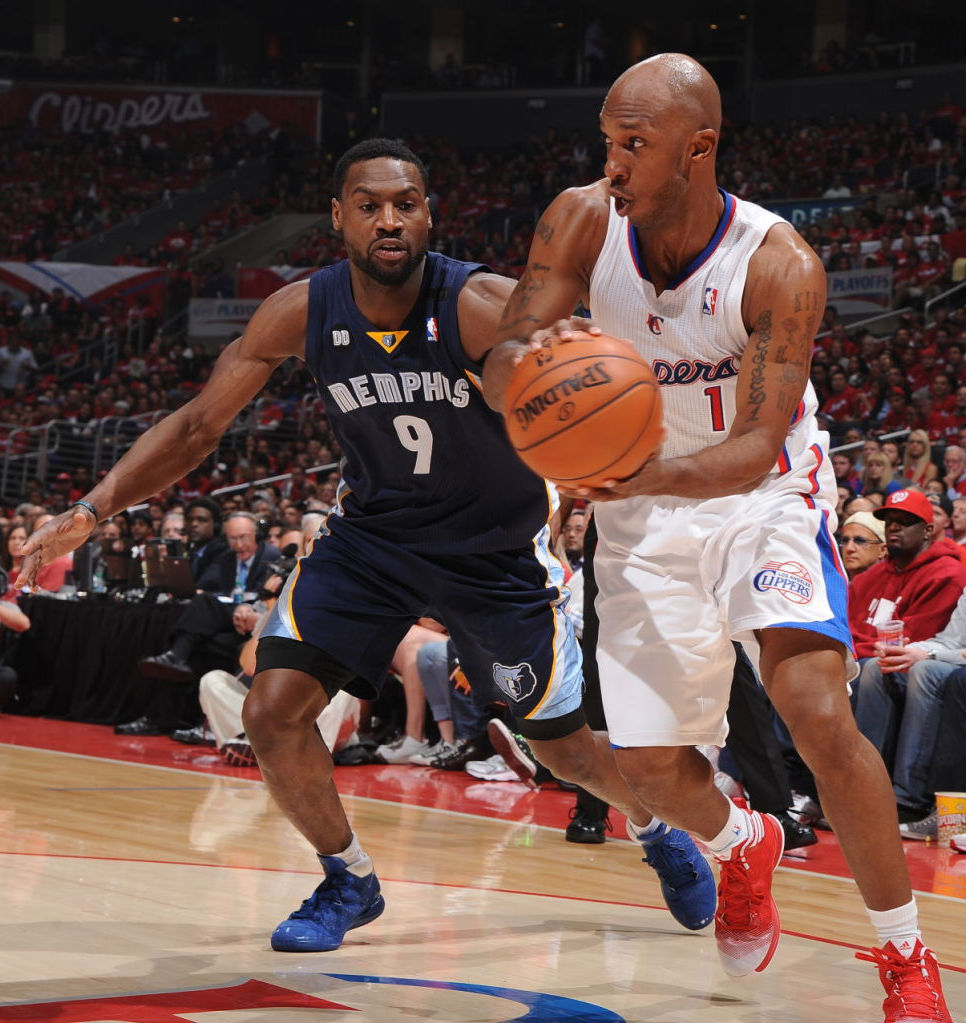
[839,512,887,578]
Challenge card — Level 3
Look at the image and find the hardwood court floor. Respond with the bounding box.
[0,718,963,1023]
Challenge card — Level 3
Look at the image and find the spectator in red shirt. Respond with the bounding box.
[912,395,958,444]
[879,388,913,433]
[819,367,863,425]
[848,490,966,660]
[929,372,958,414]
[161,219,194,259]
[916,241,949,297]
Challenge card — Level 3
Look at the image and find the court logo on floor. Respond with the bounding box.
[0,974,626,1022]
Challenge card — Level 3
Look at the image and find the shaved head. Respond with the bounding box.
[599,52,722,228]
[607,53,721,134]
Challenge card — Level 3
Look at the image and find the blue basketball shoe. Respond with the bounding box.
[271,855,386,952]
[629,820,716,931]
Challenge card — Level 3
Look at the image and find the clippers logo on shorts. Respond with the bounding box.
[493,661,538,702]
[646,313,664,335]
[753,560,813,604]
[703,287,718,315]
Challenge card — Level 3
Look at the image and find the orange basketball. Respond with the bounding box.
[504,331,662,487]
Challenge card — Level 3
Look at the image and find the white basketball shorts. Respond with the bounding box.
[593,485,851,748]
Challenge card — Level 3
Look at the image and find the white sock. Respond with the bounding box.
[866,898,921,957]
[319,833,373,878]
[707,801,754,859]
[626,817,664,842]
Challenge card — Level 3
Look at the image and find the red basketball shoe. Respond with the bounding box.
[856,939,952,1022]
[713,802,784,977]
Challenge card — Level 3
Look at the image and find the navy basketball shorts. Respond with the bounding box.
[258,519,585,736]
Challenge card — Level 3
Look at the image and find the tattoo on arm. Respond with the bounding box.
[498,260,551,333]
[536,220,554,244]
[774,313,816,416]
[745,310,771,422]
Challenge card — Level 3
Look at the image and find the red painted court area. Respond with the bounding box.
[2,715,962,898]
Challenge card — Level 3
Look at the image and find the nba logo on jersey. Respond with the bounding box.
[703,287,718,315]
[426,316,439,342]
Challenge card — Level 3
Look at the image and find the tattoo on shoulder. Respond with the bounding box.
[536,220,554,244]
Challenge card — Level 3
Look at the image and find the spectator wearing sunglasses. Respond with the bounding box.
[838,512,887,578]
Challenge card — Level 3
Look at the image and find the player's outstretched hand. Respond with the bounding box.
[526,317,600,351]
[16,505,97,590]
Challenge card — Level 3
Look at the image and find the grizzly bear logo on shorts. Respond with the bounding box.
[492,662,538,702]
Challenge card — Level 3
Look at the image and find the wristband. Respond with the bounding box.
[72,500,99,522]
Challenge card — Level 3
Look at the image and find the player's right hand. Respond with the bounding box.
[526,317,600,351]
[16,505,98,590]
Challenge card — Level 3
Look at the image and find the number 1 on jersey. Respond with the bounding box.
[393,415,433,474]
[703,385,726,432]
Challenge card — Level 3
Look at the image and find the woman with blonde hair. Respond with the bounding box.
[900,429,939,488]
[859,451,902,498]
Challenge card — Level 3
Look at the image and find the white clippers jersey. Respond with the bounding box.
[588,191,826,477]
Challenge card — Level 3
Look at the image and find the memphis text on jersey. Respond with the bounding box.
[326,370,471,414]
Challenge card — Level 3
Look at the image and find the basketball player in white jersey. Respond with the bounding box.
[483,54,950,1023]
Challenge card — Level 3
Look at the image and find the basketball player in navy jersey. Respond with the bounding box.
[482,55,950,1021]
[19,138,717,954]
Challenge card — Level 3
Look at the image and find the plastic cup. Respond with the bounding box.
[936,792,966,846]
[875,620,905,647]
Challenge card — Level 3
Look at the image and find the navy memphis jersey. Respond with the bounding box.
[305,252,551,554]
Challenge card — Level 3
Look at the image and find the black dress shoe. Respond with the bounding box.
[138,650,194,683]
[170,724,216,746]
[114,716,169,736]
[776,811,818,850]
[565,808,611,844]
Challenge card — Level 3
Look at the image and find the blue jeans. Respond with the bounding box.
[854,655,959,810]
[416,640,489,742]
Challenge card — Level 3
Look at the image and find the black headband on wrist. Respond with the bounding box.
[72,499,99,522]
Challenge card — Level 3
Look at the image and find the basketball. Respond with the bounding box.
[503,331,663,487]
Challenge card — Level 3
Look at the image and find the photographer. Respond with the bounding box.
[114,513,281,737]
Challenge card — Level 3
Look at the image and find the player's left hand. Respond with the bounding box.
[16,505,97,589]
[556,432,667,501]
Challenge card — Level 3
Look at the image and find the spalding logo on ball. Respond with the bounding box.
[504,331,663,487]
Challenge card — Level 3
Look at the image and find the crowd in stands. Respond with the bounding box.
[0,98,963,517]
[0,121,303,263]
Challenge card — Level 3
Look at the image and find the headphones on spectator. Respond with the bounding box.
[225,510,264,541]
